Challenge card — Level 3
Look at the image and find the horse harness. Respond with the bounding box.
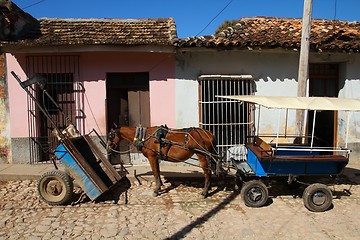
[132,125,199,160]
[112,125,224,176]
[133,126,147,151]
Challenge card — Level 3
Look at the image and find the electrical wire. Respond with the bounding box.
[195,0,234,36]
[83,87,104,137]
[22,0,47,10]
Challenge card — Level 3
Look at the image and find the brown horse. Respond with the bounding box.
[107,125,221,197]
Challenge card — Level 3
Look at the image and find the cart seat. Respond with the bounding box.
[246,142,273,159]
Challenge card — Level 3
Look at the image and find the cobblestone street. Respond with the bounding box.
[0,165,359,240]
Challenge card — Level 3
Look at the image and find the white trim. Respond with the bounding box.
[198,74,253,80]
[274,147,350,154]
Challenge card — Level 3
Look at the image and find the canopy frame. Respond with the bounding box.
[217,95,360,111]
[216,95,356,154]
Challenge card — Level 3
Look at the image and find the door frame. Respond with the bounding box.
[308,63,339,147]
[105,72,150,131]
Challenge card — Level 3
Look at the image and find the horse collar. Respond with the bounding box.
[133,126,147,150]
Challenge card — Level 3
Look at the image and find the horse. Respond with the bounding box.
[106,125,222,197]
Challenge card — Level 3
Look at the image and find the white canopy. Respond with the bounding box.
[217,95,360,111]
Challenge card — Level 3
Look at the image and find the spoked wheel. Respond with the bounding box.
[241,180,269,208]
[303,183,333,212]
[38,170,74,205]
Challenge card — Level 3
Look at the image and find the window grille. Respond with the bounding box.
[25,55,84,163]
[199,75,254,154]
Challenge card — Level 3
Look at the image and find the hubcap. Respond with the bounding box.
[312,191,326,206]
[248,187,263,202]
[46,180,63,196]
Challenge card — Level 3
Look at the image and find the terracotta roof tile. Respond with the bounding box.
[175,17,360,53]
[2,18,178,46]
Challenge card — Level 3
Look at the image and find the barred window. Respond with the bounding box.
[25,55,84,163]
[198,75,254,154]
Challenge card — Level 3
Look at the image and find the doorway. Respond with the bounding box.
[308,63,339,147]
[106,72,150,163]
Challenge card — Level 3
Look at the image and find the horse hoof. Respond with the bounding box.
[153,192,159,197]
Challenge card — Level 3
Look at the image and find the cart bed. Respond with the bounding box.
[245,143,348,176]
[55,136,125,201]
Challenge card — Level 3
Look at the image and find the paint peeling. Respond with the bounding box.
[0,53,11,163]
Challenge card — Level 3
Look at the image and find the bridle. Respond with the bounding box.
[107,127,120,151]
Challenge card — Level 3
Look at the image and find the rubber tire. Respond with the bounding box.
[38,170,74,205]
[241,180,269,208]
[303,183,333,212]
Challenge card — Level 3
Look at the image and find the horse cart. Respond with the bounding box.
[12,71,125,205]
[220,95,359,212]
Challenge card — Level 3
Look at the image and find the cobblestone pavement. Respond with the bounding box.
[0,166,359,240]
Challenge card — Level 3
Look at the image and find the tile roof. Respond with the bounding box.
[1,18,178,46]
[175,17,360,53]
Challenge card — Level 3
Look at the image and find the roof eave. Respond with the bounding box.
[0,44,176,54]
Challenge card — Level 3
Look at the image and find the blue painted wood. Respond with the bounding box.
[275,148,320,156]
[247,148,346,176]
[55,144,102,200]
[247,149,266,176]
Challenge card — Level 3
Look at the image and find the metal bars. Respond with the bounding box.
[199,75,254,154]
[25,55,83,163]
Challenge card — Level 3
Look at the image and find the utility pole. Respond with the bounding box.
[296,0,313,138]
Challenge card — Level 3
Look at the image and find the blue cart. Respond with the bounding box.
[220,95,358,212]
[12,71,126,205]
[36,132,126,205]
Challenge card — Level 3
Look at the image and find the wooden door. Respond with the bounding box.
[308,63,339,148]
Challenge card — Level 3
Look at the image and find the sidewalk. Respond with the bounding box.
[0,163,206,182]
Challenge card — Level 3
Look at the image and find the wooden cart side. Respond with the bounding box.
[83,135,124,182]
[60,138,109,193]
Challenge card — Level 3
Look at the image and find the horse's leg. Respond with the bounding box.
[147,155,162,197]
[197,154,211,198]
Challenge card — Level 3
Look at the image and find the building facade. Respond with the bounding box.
[1,16,360,164]
[2,18,177,163]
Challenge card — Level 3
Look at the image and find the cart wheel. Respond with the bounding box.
[303,183,332,212]
[38,170,74,205]
[241,180,269,208]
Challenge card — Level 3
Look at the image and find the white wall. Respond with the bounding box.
[175,49,360,149]
[175,50,300,131]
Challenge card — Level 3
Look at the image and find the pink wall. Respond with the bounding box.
[7,51,175,137]
[6,54,28,138]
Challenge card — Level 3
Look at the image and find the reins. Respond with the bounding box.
[108,145,136,154]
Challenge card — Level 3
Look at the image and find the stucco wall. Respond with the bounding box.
[5,49,360,163]
[175,50,300,130]
[78,52,176,130]
[175,50,360,155]
[0,54,11,163]
[6,51,175,163]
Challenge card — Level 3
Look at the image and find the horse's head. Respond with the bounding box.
[106,127,120,152]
